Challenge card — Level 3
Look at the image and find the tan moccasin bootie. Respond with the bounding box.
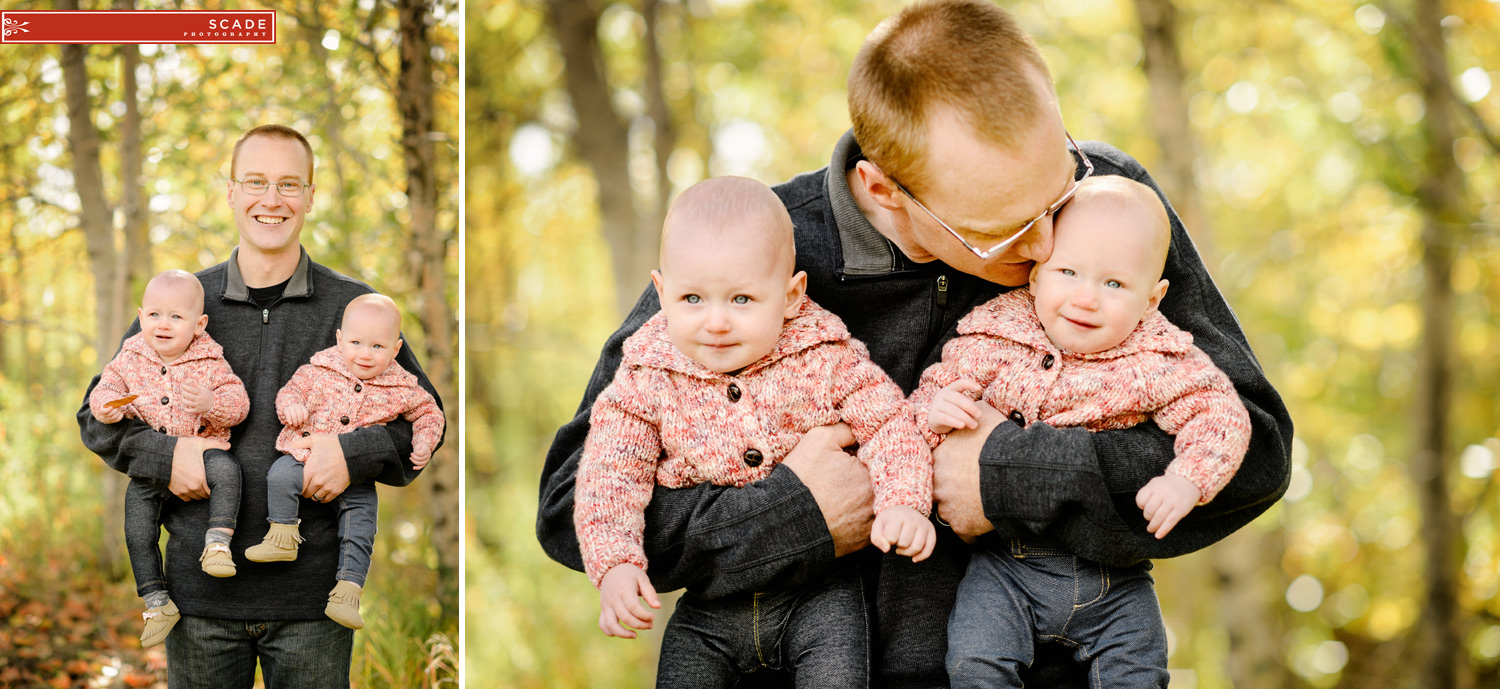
[200,542,236,577]
[325,580,364,629]
[141,599,180,648]
[244,521,303,562]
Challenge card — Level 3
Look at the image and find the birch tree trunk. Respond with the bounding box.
[1408,0,1464,685]
[61,0,128,577]
[397,0,459,623]
[1133,0,1211,259]
[546,0,653,317]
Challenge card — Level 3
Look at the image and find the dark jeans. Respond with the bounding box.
[165,613,354,689]
[125,449,241,597]
[656,564,868,689]
[946,539,1168,689]
[265,455,378,586]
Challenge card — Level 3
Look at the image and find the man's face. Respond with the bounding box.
[887,106,1077,287]
[228,135,314,256]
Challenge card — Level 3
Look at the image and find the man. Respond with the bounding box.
[80,124,443,688]
[538,1,1292,686]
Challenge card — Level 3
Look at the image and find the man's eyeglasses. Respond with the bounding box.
[892,131,1094,260]
[232,178,311,197]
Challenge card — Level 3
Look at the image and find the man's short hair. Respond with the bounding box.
[231,124,315,184]
[849,0,1053,192]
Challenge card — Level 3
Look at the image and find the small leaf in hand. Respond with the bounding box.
[106,395,139,409]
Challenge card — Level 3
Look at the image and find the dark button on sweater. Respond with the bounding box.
[1009,411,1025,425]
[1042,354,1055,370]
[161,396,170,405]
[340,416,350,425]
[743,449,763,467]
[727,383,741,402]
[355,384,362,393]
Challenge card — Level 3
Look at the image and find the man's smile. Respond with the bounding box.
[253,215,288,225]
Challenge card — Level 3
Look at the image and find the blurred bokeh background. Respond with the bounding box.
[0,1,459,686]
[467,0,1500,687]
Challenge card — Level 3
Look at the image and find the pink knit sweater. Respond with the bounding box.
[274,346,445,462]
[911,289,1250,504]
[88,332,248,442]
[575,299,933,587]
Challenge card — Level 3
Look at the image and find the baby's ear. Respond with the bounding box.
[784,271,808,318]
[1146,279,1170,312]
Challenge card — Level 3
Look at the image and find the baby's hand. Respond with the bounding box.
[870,505,937,563]
[283,403,310,427]
[597,563,661,639]
[180,383,216,415]
[928,379,984,435]
[95,405,126,424]
[1135,473,1202,539]
[411,441,432,469]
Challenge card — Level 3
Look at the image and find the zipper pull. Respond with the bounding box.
[263,308,269,324]
[936,275,948,308]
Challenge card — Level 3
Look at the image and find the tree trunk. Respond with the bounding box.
[61,0,127,578]
[546,0,652,316]
[1135,3,1285,682]
[1408,0,1464,685]
[643,0,676,246]
[1132,0,1212,261]
[397,0,459,625]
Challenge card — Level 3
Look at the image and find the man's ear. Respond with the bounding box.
[1146,278,1170,312]
[784,271,808,318]
[854,160,905,212]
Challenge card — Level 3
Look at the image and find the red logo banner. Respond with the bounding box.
[1,10,276,44]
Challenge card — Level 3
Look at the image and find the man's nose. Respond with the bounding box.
[1013,215,1055,264]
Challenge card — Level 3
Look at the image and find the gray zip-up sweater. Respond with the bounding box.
[80,247,444,619]
[538,131,1293,687]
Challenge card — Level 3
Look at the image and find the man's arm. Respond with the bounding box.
[78,321,179,481]
[338,331,446,488]
[538,286,839,598]
[951,144,1294,565]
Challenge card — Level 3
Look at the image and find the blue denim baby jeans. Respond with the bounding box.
[946,538,1168,689]
[655,563,868,689]
[165,614,354,688]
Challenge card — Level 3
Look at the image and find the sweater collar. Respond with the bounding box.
[124,330,225,365]
[958,288,1196,360]
[308,345,418,388]
[623,298,851,379]
[222,246,312,303]
[827,129,904,277]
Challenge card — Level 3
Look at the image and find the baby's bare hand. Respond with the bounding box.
[283,403,310,427]
[179,384,216,415]
[870,505,938,562]
[929,380,984,434]
[411,441,432,469]
[96,405,126,424]
[597,564,661,639]
[1135,473,1202,539]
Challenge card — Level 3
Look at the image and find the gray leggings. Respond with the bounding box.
[124,448,240,598]
[265,455,378,586]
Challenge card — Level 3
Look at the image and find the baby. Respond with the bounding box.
[574,176,934,688]
[910,176,1252,687]
[88,269,250,648]
[242,293,444,630]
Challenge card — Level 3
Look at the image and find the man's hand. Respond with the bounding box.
[170,436,232,500]
[597,563,661,639]
[1136,473,1201,539]
[282,403,310,427]
[932,401,1003,543]
[780,423,875,557]
[870,505,937,562]
[929,379,984,434]
[179,383,216,415]
[290,434,350,503]
[411,440,433,469]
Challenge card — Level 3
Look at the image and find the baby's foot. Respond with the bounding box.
[245,522,303,562]
[200,542,236,577]
[325,581,364,629]
[140,599,180,648]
